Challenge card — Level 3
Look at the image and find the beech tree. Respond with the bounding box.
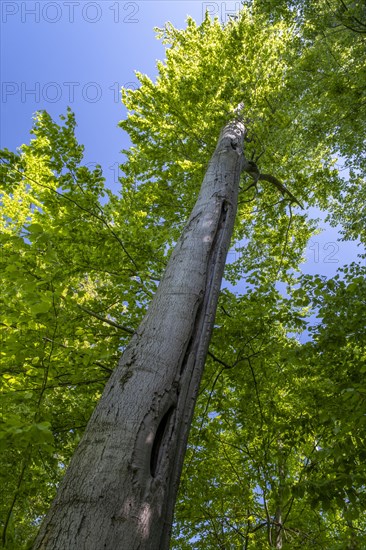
[1,2,365,548]
[31,108,249,548]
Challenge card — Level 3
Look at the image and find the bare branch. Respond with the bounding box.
[77,304,134,334]
[259,173,304,209]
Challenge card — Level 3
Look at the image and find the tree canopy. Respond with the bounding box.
[1,2,365,548]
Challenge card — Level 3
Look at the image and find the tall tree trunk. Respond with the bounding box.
[33,114,246,550]
[273,441,285,549]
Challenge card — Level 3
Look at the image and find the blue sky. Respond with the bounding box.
[1,0,362,279]
[1,1,217,183]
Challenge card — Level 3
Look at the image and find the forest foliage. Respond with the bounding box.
[1,1,365,547]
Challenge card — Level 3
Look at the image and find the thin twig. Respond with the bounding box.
[77,304,134,334]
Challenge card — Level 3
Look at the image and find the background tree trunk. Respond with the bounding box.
[33,115,246,550]
[274,442,285,549]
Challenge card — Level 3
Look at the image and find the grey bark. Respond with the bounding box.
[33,115,246,550]
[273,441,285,549]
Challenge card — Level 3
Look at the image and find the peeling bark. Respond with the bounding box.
[33,116,246,550]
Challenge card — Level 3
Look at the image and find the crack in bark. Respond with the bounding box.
[178,198,229,377]
[150,406,175,478]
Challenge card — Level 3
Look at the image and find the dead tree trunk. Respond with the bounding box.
[33,113,246,550]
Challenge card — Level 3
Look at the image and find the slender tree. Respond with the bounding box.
[31,106,250,549]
